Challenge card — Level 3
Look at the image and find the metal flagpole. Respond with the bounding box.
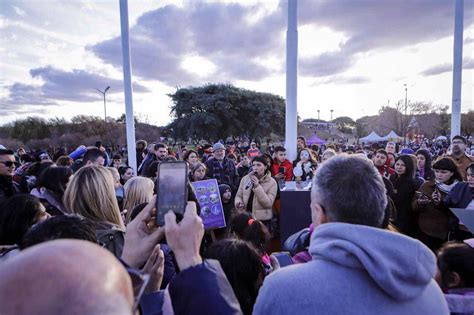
[119,0,137,172]
[451,0,464,139]
[286,0,298,160]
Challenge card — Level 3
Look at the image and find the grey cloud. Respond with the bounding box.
[3,66,149,107]
[297,0,473,78]
[300,52,355,77]
[2,83,56,106]
[89,1,474,84]
[298,0,473,55]
[420,58,474,76]
[420,63,452,76]
[89,2,284,86]
[0,100,50,117]
[465,58,474,69]
[318,75,371,85]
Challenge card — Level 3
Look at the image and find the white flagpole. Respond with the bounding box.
[119,0,137,172]
[451,0,464,139]
[286,0,298,160]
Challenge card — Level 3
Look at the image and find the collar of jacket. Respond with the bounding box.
[256,172,272,183]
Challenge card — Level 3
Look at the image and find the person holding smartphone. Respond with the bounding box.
[235,155,277,225]
[292,148,318,182]
[271,146,293,182]
[412,157,462,251]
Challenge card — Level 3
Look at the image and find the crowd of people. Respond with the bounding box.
[0,133,473,315]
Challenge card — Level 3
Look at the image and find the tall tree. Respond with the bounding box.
[333,116,356,134]
[461,111,474,136]
[11,117,51,143]
[168,84,285,141]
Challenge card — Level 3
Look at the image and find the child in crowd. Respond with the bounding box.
[436,240,474,314]
[229,211,272,274]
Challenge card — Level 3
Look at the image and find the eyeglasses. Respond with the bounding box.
[0,161,15,167]
[126,267,150,313]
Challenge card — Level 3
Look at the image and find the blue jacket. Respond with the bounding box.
[445,182,473,209]
[254,223,449,315]
[140,260,242,315]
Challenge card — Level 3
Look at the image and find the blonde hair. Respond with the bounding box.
[63,165,125,229]
[123,176,154,224]
[106,167,120,185]
[322,149,337,162]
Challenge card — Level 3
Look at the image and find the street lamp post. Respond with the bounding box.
[317,109,320,121]
[330,109,334,122]
[96,86,111,145]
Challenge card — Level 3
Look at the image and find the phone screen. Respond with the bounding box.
[156,162,188,226]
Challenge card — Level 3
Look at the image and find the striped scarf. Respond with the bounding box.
[212,158,232,185]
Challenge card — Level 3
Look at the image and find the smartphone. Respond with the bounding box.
[155,161,188,226]
[278,166,285,174]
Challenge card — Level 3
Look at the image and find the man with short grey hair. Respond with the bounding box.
[205,142,239,192]
[254,154,449,315]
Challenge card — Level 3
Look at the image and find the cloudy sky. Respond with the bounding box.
[1,0,473,127]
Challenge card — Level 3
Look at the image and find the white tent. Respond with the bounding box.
[360,131,384,143]
[382,130,403,141]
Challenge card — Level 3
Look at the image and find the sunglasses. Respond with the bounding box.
[0,161,15,167]
[126,267,150,313]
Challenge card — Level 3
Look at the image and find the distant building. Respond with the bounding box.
[301,120,336,131]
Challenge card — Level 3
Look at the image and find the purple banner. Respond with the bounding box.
[191,179,226,230]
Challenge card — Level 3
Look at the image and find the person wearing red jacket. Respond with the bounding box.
[373,149,395,178]
[271,146,293,181]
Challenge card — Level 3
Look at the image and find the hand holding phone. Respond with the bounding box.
[164,202,203,271]
[156,162,188,226]
[416,192,431,205]
[432,189,441,205]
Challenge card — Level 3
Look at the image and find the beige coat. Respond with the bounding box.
[235,172,277,221]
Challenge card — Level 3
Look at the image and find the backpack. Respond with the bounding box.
[282,227,311,256]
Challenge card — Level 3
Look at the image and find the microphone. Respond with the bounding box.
[245,171,254,190]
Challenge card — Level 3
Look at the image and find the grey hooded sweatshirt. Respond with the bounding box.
[254,222,449,315]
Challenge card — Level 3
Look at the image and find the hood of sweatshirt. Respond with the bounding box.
[309,222,437,301]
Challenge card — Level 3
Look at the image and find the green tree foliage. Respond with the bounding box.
[1,115,162,149]
[333,116,356,134]
[11,117,51,143]
[168,84,285,141]
[461,110,474,136]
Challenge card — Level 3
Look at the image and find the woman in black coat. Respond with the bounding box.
[390,155,417,236]
[416,149,435,181]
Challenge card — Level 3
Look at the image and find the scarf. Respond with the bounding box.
[436,180,459,194]
[212,158,231,186]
